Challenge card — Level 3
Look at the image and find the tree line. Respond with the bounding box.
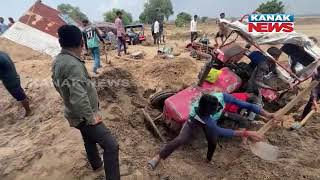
[58,0,285,26]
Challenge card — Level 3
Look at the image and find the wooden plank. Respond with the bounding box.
[142,109,166,142]
[300,110,315,127]
[258,80,319,135]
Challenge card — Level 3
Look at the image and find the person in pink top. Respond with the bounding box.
[115,11,127,56]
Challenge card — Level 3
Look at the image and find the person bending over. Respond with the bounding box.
[148,93,275,169]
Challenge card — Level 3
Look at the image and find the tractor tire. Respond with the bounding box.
[150,90,176,110]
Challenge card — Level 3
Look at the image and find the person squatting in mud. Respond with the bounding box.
[52,25,120,180]
[0,51,33,117]
[148,92,277,169]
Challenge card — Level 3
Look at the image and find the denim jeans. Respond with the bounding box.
[77,122,120,180]
[90,47,101,72]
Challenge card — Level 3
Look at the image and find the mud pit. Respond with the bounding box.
[1,22,320,180]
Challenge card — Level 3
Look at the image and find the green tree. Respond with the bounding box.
[57,3,88,21]
[139,12,147,23]
[256,0,285,14]
[175,12,192,27]
[103,9,133,25]
[201,16,208,23]
[139,0,174,23]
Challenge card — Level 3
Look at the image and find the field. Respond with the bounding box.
[1,19,320,180]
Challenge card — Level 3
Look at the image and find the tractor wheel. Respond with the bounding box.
[150,90,176,110]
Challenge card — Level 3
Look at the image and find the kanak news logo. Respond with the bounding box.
[248,14,294,33]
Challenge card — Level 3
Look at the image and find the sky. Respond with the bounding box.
[1,0,320,23]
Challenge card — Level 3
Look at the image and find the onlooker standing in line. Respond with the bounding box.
[115,11,127,56]
[190,15,198,42]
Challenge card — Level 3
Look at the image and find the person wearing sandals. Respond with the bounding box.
[148,93,275,169]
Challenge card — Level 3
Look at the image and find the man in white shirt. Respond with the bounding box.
[190,15,198,42]
[154,19,160,45]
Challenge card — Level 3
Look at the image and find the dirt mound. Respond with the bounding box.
[0,38,50,62]
[136,57,201,91]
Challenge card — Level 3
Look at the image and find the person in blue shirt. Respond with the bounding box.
[0,51,32,117]
[148,93,275,169]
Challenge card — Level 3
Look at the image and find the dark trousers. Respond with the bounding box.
[117,37,127,55]
[153,33,160,45]
[77,122,120,180]
[301,95,319,119]
[159,32,165,43]
[191,32,198,42]
[159,120,218,161]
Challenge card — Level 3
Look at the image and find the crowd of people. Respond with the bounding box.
[0,17,15,35]
[1,10,320,180]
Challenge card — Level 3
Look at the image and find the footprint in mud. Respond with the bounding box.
[143,88,156,99]
[102,105,125,122]
[130,97,147,108]
[298,158,320,169]
[95,68,138,98]
[3,151,43,176]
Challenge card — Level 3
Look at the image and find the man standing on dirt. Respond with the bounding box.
[153,19,160,45]
[159,20,165,44]
[115,11,127,57]
[214,13,227,46]
[0,51,33,117]
[190,15,198,42]
[82,19,105,74]
[52,25,120,180]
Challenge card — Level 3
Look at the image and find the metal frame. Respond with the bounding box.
[218,23,316,90]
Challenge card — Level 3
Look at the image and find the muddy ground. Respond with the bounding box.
[0,21,320,180]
